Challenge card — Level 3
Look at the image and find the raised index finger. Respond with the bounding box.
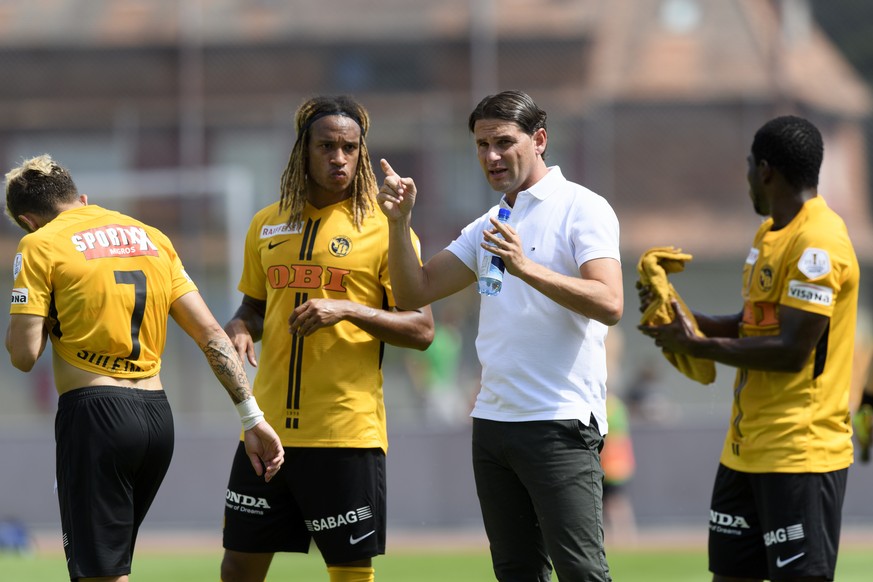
[380,158,397,177]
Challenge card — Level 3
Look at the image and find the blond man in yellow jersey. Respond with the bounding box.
[639,116,858,582]
[219,96,433,582]
[5,155,284,582]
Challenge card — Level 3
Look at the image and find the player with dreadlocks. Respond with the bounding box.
[219,95,433,582]
[278,96,377,231]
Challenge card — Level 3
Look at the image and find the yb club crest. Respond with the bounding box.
[329,236,352,257]
[758,266,774,292]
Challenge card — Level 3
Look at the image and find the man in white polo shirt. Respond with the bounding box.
[377,90,622,582]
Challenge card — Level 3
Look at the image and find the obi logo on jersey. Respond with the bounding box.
[71,224,159,260]
[267,264,351,292]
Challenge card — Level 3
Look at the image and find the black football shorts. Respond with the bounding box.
[708,463,846,581]
[223,443,386,564]
[56,386,174,580]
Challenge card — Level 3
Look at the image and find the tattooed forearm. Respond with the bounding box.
[204,337,251,404]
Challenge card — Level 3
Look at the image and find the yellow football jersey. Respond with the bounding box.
[238,199,420,452]
[10,204,198,378]
[721,196,858,473]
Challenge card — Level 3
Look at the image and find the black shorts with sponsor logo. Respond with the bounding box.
[223,443,386,564]
[56,386,174,580]
[708,463,847,581]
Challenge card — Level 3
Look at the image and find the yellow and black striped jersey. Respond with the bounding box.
[9,204,197,378]
[238,199,420,452]
[721,196,858,473]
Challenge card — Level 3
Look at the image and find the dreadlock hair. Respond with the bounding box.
[5,154,78,231]
[278,95,378,230]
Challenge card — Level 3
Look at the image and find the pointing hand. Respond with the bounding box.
[377,158,417,221]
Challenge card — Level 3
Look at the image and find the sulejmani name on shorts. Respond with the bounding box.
[76,350,143,373]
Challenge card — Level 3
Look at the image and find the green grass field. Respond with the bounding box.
[2,547,872,581]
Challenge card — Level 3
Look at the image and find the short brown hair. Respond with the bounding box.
[5,154,78,230]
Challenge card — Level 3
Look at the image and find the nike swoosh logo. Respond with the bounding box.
[349,530,375,545]
[776,552,805,568]
[268,239,289,249]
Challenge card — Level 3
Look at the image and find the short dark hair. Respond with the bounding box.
[5,154,78,229]
[468,90,548,135]
[751,115,823,189]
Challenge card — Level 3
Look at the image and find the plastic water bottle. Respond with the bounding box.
[478,208,511,296]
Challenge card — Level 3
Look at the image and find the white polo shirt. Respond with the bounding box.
[446,166,620,434]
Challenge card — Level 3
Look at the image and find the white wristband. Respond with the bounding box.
[236,397,265,431]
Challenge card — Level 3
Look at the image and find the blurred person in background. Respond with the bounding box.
[849,312,873,463]
[378,90,622,582]
[220,95,433,582]
[600,393,637,543]
[601,326,637,545]
[4,154,284,582]
[638,115,858,582]
[403,301,469,427]
[621,360,675,425]
[854,356,873,463]
[600,395,637,545]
